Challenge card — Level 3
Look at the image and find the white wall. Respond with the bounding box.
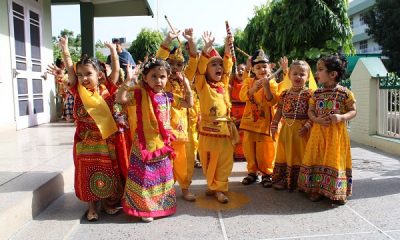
[350,58,400,156]
[0,0,17,131]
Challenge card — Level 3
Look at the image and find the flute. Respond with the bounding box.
[235,46,250,57]
[268,67,282,80]
[164,15,181,45]
[225,21,237,69]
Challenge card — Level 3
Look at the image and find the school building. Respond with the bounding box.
[348,0,382,54]
[0,0,154,131]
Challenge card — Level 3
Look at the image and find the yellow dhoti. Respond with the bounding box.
[242,131,275,175]
[198,136,233,192]
[172,141,191,189]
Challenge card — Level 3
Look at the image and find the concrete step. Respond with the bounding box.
[9,189,86,240]
[0,165,74,240]
[0,123,75,240]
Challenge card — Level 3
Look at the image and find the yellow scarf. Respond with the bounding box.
[278,69,317,93]
[126,87,165,152]
[78,83,118,139]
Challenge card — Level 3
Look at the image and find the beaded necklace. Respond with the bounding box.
[282,86,305,127]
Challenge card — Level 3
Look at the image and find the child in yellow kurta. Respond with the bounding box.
[230,63,249,161]
[195,31,234,203]
[271,59,313,191]
[156,29,199,201]
[239,49,278,188]
[297,54,357,204]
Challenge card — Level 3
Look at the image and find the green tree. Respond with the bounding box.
[52,29,81,62]
[242,0,354,64]
[95,40,107,62]
[128,28,164,62]
[364,0,400,72]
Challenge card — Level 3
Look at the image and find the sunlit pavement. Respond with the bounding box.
[2,123,400,240]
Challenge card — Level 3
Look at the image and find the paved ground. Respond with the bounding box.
[2,123,400,240]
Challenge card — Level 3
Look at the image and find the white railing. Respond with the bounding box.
[377,79,400,139]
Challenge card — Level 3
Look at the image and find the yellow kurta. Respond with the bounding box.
[297,86,356,201]
[239,77,278,175]
[195,53,234,192]
[157,45,199,189]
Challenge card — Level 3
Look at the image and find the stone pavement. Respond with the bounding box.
[1,123,400,240]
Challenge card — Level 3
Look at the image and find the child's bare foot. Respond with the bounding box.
[141,217,154,223]
[86,201,98,221]
[309,193,323,202]
[182,189,196,201]
[101,200,120,215]
[215,191,229,204]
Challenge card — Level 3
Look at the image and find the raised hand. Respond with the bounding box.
[202,31,215,53]
[125,64,140,85]
[46,64,62,76]
[182,28,194,42]
[279,56,289,73]
[167,29,180,41]
[58,36,68,50]
[104,41,116,51]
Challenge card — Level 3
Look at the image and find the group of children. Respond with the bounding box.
[50,26,356,223]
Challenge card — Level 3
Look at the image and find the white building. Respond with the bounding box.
[0,0,153,131]
[349,0,382,54]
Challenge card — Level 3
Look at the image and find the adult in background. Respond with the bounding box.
[106,38,136,80]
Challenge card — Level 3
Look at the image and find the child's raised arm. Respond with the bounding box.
[176,72,193,108]
[116,64,139,104]
[182,28,197,57]
[224,35,233,57]
[279,56,289,75]
[201,31,215,54]
[161,29,180,49]
[105,41,120,85]
[59,36,77,89]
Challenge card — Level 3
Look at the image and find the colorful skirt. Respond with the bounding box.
[64,92,74,120]
[73,130,123,202]
[122,144,176,218]
[297,123,352,200]
[273,119,309,190]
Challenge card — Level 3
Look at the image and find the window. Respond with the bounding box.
[359,40,368,53]
[360,13,366,25]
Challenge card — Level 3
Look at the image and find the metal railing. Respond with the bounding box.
[377,73,400,139]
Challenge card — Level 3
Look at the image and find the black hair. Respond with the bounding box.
[76,54,101,72]
[55,57,64,68]
[112,38,121,44]
[141,56,171,76]
[318,54,348,82]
